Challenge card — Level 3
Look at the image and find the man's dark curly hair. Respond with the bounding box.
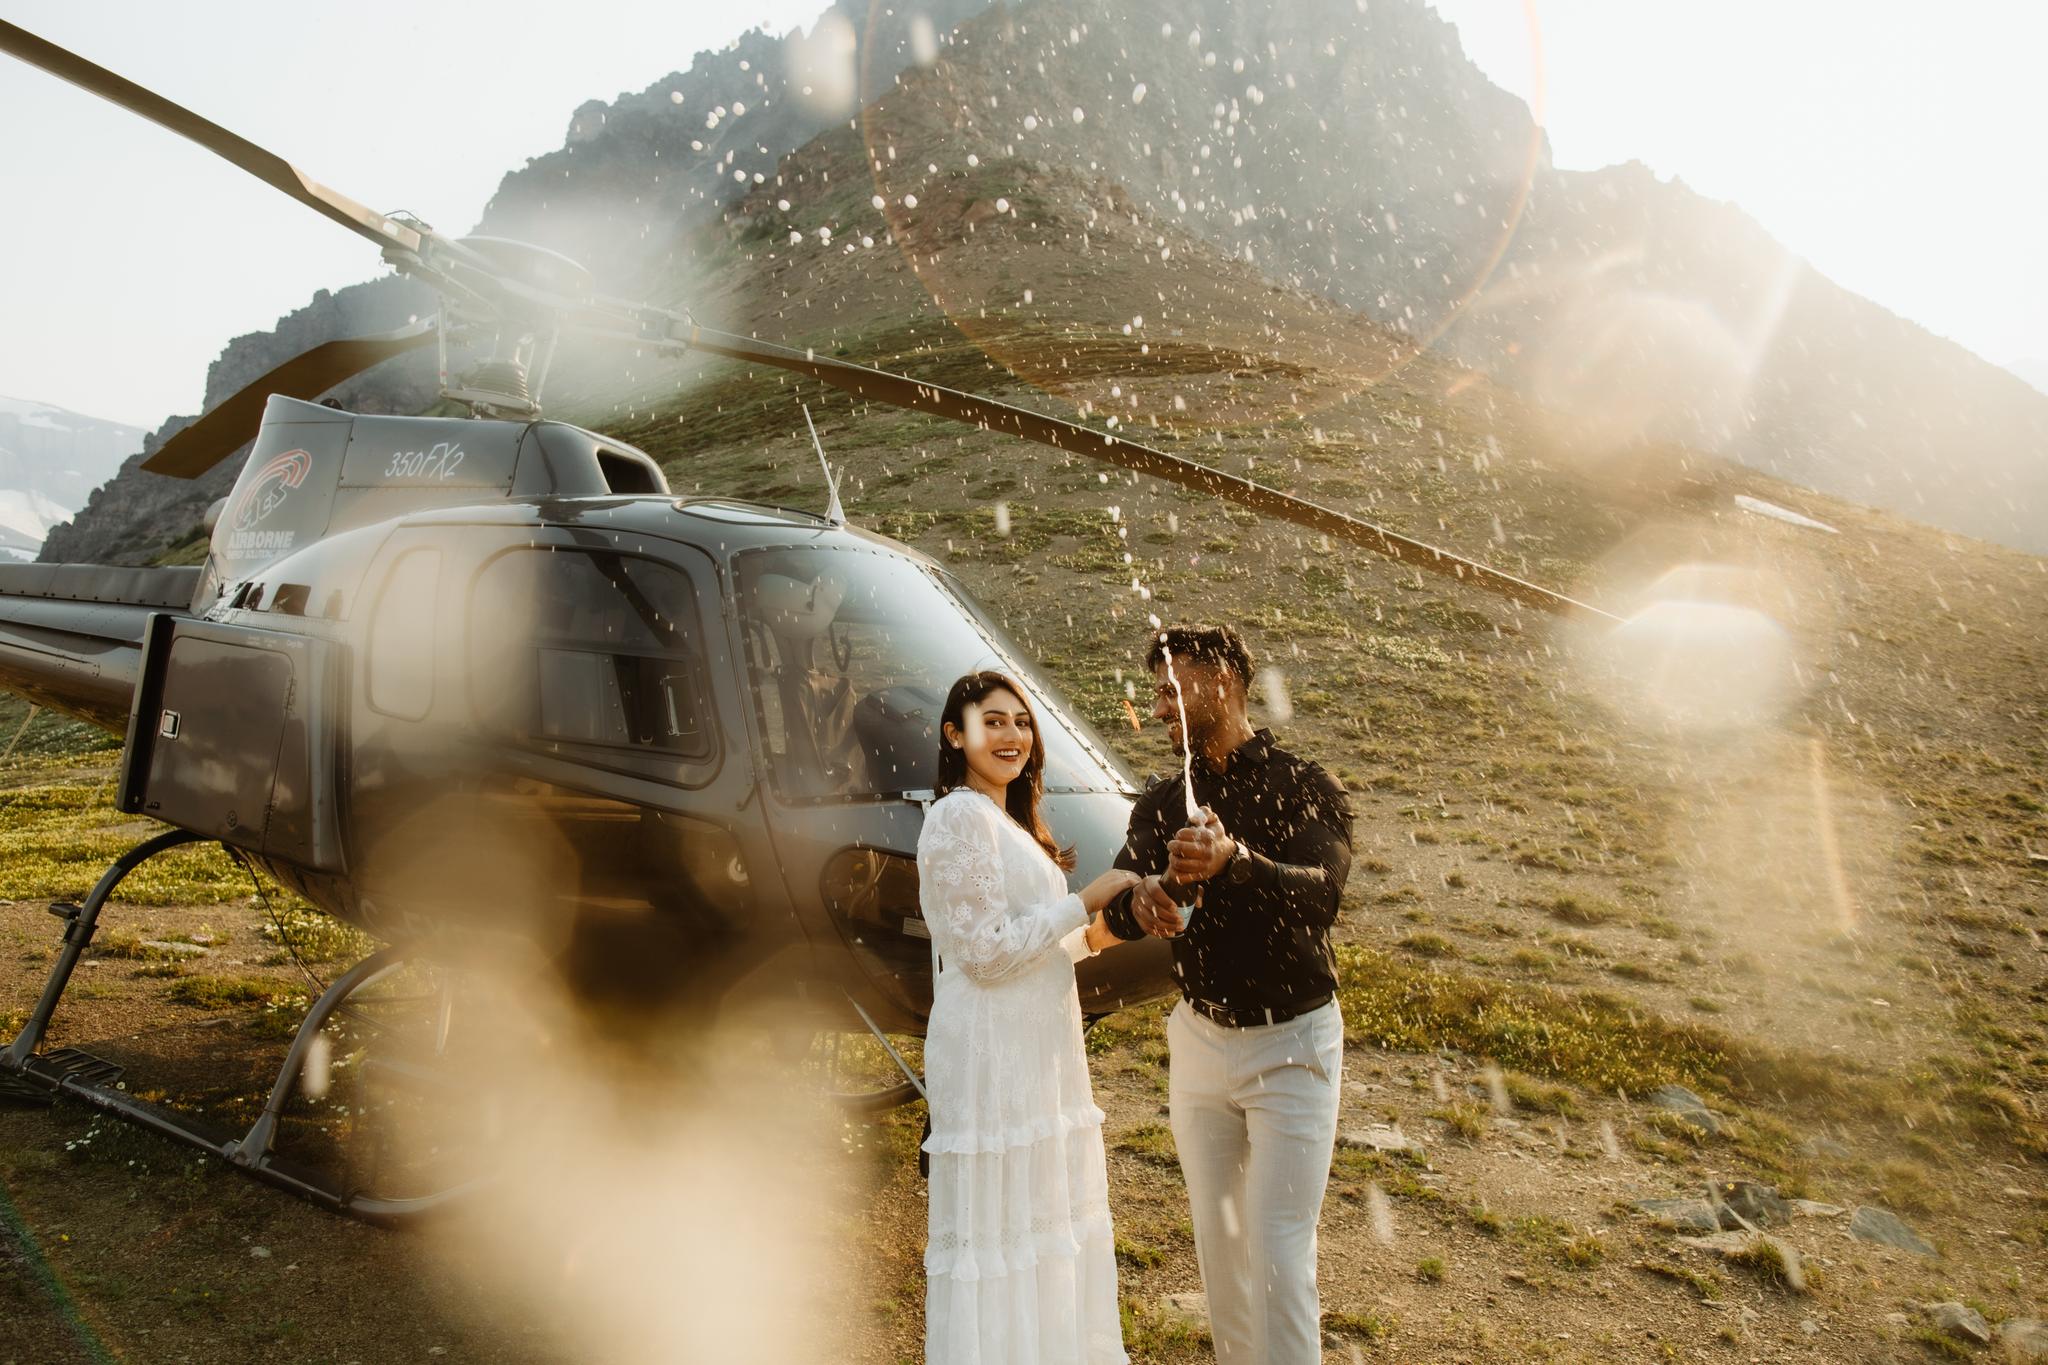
[1145,623,1255,688]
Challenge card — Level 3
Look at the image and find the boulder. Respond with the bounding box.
[1848,1206,1936,1258]
[1159,1292,1209,1334]
[1635,1197,1720,1233]
[1646,1084,1723,1136]
[1646,1083,1709,1110]
[1999,1317,2048,1362]
[1712,1180,1790,1228]
[1338,1125,1425,1160]
[1927,1302,1991,1346]
[1787,1199,1847,1218]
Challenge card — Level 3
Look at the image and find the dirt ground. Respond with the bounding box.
[2,860,2042,1365]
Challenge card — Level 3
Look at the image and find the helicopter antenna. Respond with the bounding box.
[803,404,846,526]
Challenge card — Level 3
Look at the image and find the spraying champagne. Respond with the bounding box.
[1157,634,1204,926]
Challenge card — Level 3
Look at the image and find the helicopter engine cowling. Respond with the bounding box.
[194,395,669,611]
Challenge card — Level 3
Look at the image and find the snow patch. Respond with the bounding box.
[1735,495,1837,534]
[0,487,72,543]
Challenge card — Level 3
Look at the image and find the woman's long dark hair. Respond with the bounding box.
[935,671,1076,871]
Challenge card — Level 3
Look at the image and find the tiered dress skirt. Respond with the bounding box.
[922,971,1128,1364]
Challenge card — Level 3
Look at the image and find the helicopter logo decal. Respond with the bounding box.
[233,448,312,530]
[224,448,313,554]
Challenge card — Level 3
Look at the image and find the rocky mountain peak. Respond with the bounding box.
[37,0,2048,562]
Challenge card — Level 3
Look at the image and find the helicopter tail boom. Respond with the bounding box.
[0,564,200,732]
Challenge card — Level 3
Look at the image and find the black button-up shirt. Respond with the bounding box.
[1103,729,1354,1012]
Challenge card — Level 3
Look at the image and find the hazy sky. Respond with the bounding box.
[0,0,827,427]
[1432,0,2048,378]
[3,0,2044,428]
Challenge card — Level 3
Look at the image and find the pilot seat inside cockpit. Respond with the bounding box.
[741,557,945,801]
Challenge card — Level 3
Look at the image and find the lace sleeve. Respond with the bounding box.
[918,795,1088,983]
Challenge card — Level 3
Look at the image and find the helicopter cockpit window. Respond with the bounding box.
[471,548,711,761]
[735,547,1123,800]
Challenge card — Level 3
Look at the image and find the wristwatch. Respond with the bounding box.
[1225,837,1254,885]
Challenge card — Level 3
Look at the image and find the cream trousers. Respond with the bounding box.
[1166,998,1343,1365]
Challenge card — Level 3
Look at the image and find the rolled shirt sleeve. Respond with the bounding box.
[1235,766,1354,929]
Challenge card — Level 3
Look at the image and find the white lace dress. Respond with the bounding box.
[916,788,1127,1365]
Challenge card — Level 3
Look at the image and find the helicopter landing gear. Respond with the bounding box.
[0,830,503,1223]
[791,993,925,1115]
[219,947,498,1223]
[2,827,203,1079]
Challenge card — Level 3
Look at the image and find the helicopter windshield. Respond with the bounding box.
[735,547,1127,801]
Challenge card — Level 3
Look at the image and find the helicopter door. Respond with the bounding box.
[344,533,777,994]
[462,542,758,996]
[119,614,347,871]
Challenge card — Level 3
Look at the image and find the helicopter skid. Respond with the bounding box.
[2,1043,458,1224]
[0,830,485,1225]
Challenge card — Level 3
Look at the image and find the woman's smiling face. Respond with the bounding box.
[944,686,1035,792]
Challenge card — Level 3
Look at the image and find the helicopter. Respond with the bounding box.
[0,19,1615,1222]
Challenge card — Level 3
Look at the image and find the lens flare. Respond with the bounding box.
[1807,736,1860,937]
[1600,565,1797,732]
[1472,239,1804,479]
[786,12,858,118]
[404,980,848,1361]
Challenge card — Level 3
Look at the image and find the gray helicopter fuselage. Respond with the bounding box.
[0,399,1171,1031]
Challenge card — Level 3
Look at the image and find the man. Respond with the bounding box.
[1102,624,1353,1365]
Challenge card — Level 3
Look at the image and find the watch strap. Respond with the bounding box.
[1226,839,1253,884]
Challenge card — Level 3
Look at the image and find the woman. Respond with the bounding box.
[917,670,1136,1365]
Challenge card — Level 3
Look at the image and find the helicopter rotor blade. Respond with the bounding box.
[0,19,422,256]
[141,322,438,479]
[674,324,1616,624]
[0,16,1606,622]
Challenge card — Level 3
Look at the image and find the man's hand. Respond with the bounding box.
[1130,874,1190,937]
[1167,808,1236,883]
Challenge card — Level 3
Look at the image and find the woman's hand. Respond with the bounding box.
[1084,912,1124,954]
[1080,868,1140,914]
